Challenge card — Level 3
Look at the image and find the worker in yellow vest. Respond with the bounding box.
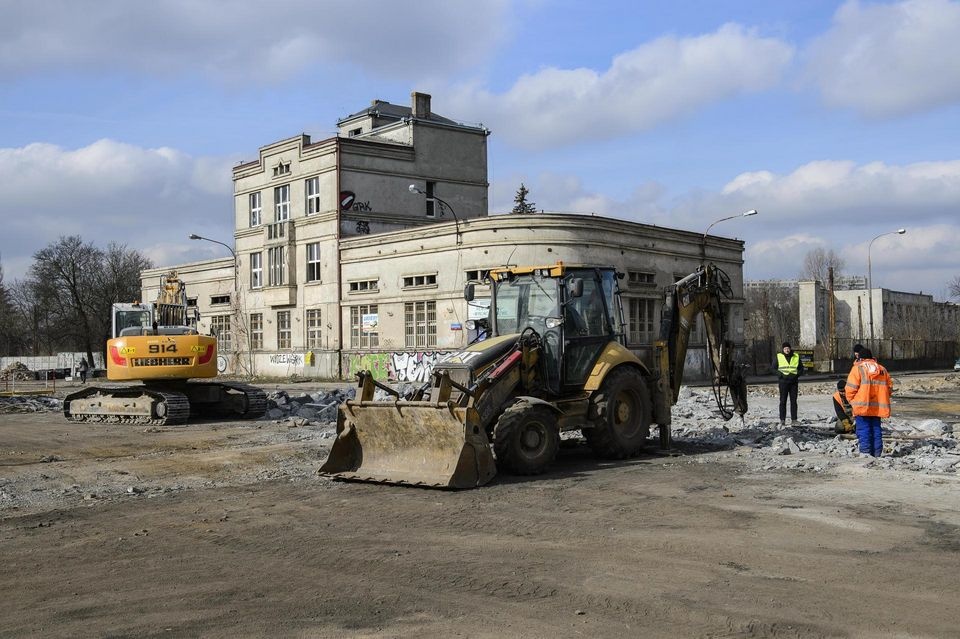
[776,342,804,427]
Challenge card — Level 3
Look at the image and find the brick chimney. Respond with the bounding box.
[411,92,431,119]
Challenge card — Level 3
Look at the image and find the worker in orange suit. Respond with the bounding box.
[831,378,854,434]
[844,347,893,457]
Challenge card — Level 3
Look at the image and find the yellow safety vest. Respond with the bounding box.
[777,352,800,377]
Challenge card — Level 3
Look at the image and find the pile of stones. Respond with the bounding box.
[263,388,356,423]
[1,362,33,382]
[0,396,62,414]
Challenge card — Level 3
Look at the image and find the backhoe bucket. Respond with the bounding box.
[319,399,497,489]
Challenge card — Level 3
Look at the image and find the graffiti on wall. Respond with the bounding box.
[390,352,444,383]
[347,353,391,380]
[345,351,447,382]
[269,353,304,366]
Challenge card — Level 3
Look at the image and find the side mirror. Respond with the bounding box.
[567,278,583,299]
[464,283,475,302]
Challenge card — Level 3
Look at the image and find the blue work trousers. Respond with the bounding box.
[855,415,884,457]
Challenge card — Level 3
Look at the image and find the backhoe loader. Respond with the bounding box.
[319,261,747,488]
[63,271,266,425]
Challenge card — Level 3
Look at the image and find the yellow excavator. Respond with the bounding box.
[63,271,266,425]
[320,261,747,488]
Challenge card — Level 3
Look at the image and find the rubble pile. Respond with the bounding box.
[669,387,959,474]
[0,395,62,414]
[1,362,33,382]
[263,388,355,425]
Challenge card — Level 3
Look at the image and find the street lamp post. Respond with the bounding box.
[189,233,238,292]
[409,184,462,245]
[702,209,758,262]
[867,228,906,343]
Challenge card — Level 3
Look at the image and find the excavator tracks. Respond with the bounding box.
[63,387,191,426]
[187,381,268,420]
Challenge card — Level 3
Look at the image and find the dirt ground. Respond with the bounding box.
[2,375,959,638]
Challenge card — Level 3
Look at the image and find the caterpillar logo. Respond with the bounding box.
[191,345,207,353]
[119,346,136,355]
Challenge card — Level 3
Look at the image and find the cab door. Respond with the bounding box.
[562,271,612,389]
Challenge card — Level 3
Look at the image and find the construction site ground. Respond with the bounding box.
[2,372,959,638]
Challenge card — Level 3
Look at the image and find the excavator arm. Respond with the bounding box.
[653,265,748,424]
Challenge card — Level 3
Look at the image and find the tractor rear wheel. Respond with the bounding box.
[493,402,560,475]
[585,367,651,459]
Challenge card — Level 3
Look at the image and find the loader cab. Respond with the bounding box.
[473,265,625,395]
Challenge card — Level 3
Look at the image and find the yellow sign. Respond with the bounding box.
[190,345,207,353]
[119,346,136,355]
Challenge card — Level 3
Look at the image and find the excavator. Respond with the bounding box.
[63,271,266,425]
[320,261,748,488]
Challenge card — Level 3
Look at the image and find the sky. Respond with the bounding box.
[1,0,959,299]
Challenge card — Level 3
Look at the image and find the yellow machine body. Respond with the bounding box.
[106,334,218,382]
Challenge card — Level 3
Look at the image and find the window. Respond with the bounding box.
[628,271,656,286]
[349,128,362,137]
[186,297,197,308]
[425,181,436,217]
[627,298,655,345]
[306,176,321,215]
[349,279,378,293]
[465,269,490,282]
[405,301,437,348]
[274,184,290,221]
[403,273,437,289]
[249,192,262,227]
[272,162,290,177]
[277,311,291,349]
[306,309,322,348]
[210,315,232,352]
[350,304,379,349]
[249,313,263,350]
[250,252,263,289]
[306,242,321,282]
[210,294,231,306]
[268,246,285,286]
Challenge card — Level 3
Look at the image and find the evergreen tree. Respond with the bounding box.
[511,183,538,214]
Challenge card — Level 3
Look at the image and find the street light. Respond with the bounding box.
[868,228,906,343]
[702,209,758,262]
[409,184,461,245]
[189,233,238,292]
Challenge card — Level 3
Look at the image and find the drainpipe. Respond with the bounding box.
[335,137,344,380]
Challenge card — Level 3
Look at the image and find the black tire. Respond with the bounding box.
[585,367,652,459]
[493,402,560,475]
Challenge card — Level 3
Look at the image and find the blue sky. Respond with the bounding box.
[2,0,959,298]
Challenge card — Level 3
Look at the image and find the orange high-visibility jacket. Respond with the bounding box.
[845,359,893,418]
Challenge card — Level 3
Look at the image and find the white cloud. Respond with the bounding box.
[0,140,235,279]
[0,0,510,83]
[492,158,960,297]
[803,0,960,117]
[447,23,793,149]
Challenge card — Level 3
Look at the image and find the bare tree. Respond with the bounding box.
[25,236,152,365]
[949,275,960,300]
[800,248,845,283]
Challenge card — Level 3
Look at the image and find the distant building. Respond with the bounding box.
[143,92,746,381]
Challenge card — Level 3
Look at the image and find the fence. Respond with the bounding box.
[0,352,105,377]
[745,338,957,375]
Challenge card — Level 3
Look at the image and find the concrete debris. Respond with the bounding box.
[0,396,62,414]
[669,383,959,475]
[1,362,33,381]
[263,388,354,425]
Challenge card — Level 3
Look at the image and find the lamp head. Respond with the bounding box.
[896,228,906,234]
[744,209,758,216]
[189,234,201,240]
[408,184,424,195]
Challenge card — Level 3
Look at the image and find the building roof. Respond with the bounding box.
[337,99,458,126]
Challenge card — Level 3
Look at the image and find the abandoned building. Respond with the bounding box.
[141,92,746,381]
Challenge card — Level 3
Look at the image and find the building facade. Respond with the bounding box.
[143,93,746,382]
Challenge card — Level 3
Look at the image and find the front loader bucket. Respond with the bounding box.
[319,400,497,489]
